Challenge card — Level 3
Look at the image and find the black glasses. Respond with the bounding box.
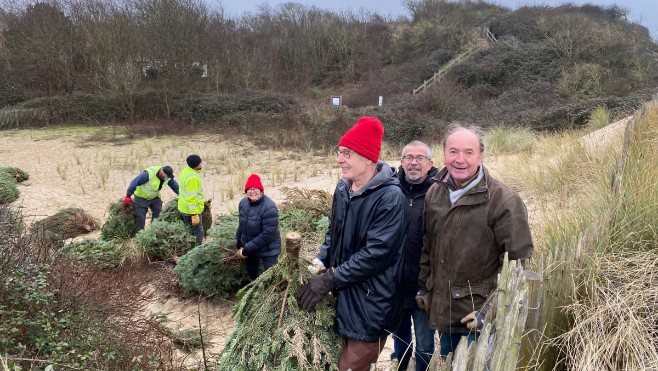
[336,149,353,159]
[401,155,430,164]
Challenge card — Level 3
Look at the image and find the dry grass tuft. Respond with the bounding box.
[556,250,658,370]
[486,126,537,155]
[278,187,332,219]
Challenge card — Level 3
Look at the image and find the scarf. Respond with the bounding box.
[449,165,484,205]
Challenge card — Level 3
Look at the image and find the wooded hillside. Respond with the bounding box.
[0,0,657,144]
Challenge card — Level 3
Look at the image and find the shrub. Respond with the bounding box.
[15,92,169,125]
[134,220,195,262]
[557,63,609,99]
[173,90,301,125]
[0,173,19,204]
[0,167,29,183]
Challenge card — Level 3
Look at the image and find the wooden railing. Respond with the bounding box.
[412,27,496,95]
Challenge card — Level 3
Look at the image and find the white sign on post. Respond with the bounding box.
[378,96,383,107]
[331,96,342,106]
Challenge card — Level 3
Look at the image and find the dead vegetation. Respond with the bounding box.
[30,207,98,240]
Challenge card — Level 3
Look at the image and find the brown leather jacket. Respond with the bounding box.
[419,166,533,333]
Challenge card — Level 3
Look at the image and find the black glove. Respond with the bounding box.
[296,269,335,311]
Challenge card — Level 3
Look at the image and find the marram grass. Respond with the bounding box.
[587,105,611,130]
[485,126,537,155]
[546,101,658,369]
[599,103,658,253]
[556,250,658,370]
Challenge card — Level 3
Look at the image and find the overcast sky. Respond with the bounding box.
[220,0,658,40]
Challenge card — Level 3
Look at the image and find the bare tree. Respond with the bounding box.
[4,1,82,97]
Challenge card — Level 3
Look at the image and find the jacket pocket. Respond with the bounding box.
[450,284,492,300]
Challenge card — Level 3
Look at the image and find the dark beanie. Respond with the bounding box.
[162,165,174,179]
[244,174,264,192]
[338,117,384,162]
[186,154,202,169]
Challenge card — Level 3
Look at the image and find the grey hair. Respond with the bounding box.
[402,140,432,159]
[441,124,485,153]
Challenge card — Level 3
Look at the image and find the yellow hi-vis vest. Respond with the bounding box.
[178,166,204,215]
[134,166,169,200]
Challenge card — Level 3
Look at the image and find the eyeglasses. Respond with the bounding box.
[246,188,260,193]
[401,155,430,164]
[336,149,353,159]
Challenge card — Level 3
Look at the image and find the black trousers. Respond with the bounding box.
[133,196,163,231]
[181,214,204,245]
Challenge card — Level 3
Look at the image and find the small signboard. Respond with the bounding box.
[331,96,342,106]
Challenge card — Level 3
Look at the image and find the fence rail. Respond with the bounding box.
[412,27,496,95]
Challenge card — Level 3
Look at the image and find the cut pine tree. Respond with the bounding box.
[217,232,342,370]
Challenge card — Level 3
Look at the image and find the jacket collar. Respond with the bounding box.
[248,194,266,206]
[398,166,439,195]
[434,165,490,193]
[341,161,398,198]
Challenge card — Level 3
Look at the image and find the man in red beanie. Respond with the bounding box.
[235,173,281,280]
[297,116,409,371]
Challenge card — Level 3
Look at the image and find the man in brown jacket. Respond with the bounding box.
[417,126,533,357]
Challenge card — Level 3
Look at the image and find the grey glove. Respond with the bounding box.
[460,311,485,331]
[307,258,326,275]
[296,270,335,311]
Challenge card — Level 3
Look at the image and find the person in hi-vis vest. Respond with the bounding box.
[178,155,205,245]
[124,165,179,231]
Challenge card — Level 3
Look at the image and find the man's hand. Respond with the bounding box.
[123,196,132,205]
[460,311,485,331]
[296,270,335,311]
[236,248,247,259]
[307,258,326,275]
[191,214,200,227]
[415,290,430,311]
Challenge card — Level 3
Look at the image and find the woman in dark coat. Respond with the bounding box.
[236,173,281,280]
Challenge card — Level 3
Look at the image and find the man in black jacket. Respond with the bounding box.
[297,117,409,371]
[390,140,438,371]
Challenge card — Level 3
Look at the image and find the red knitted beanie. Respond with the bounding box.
[244,173,264,192]
[338,117,384,162]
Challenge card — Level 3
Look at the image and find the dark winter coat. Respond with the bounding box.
[317,162,409,342]
[419,166,533,333]
[236,194,281,258]
[397,166,439,309]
